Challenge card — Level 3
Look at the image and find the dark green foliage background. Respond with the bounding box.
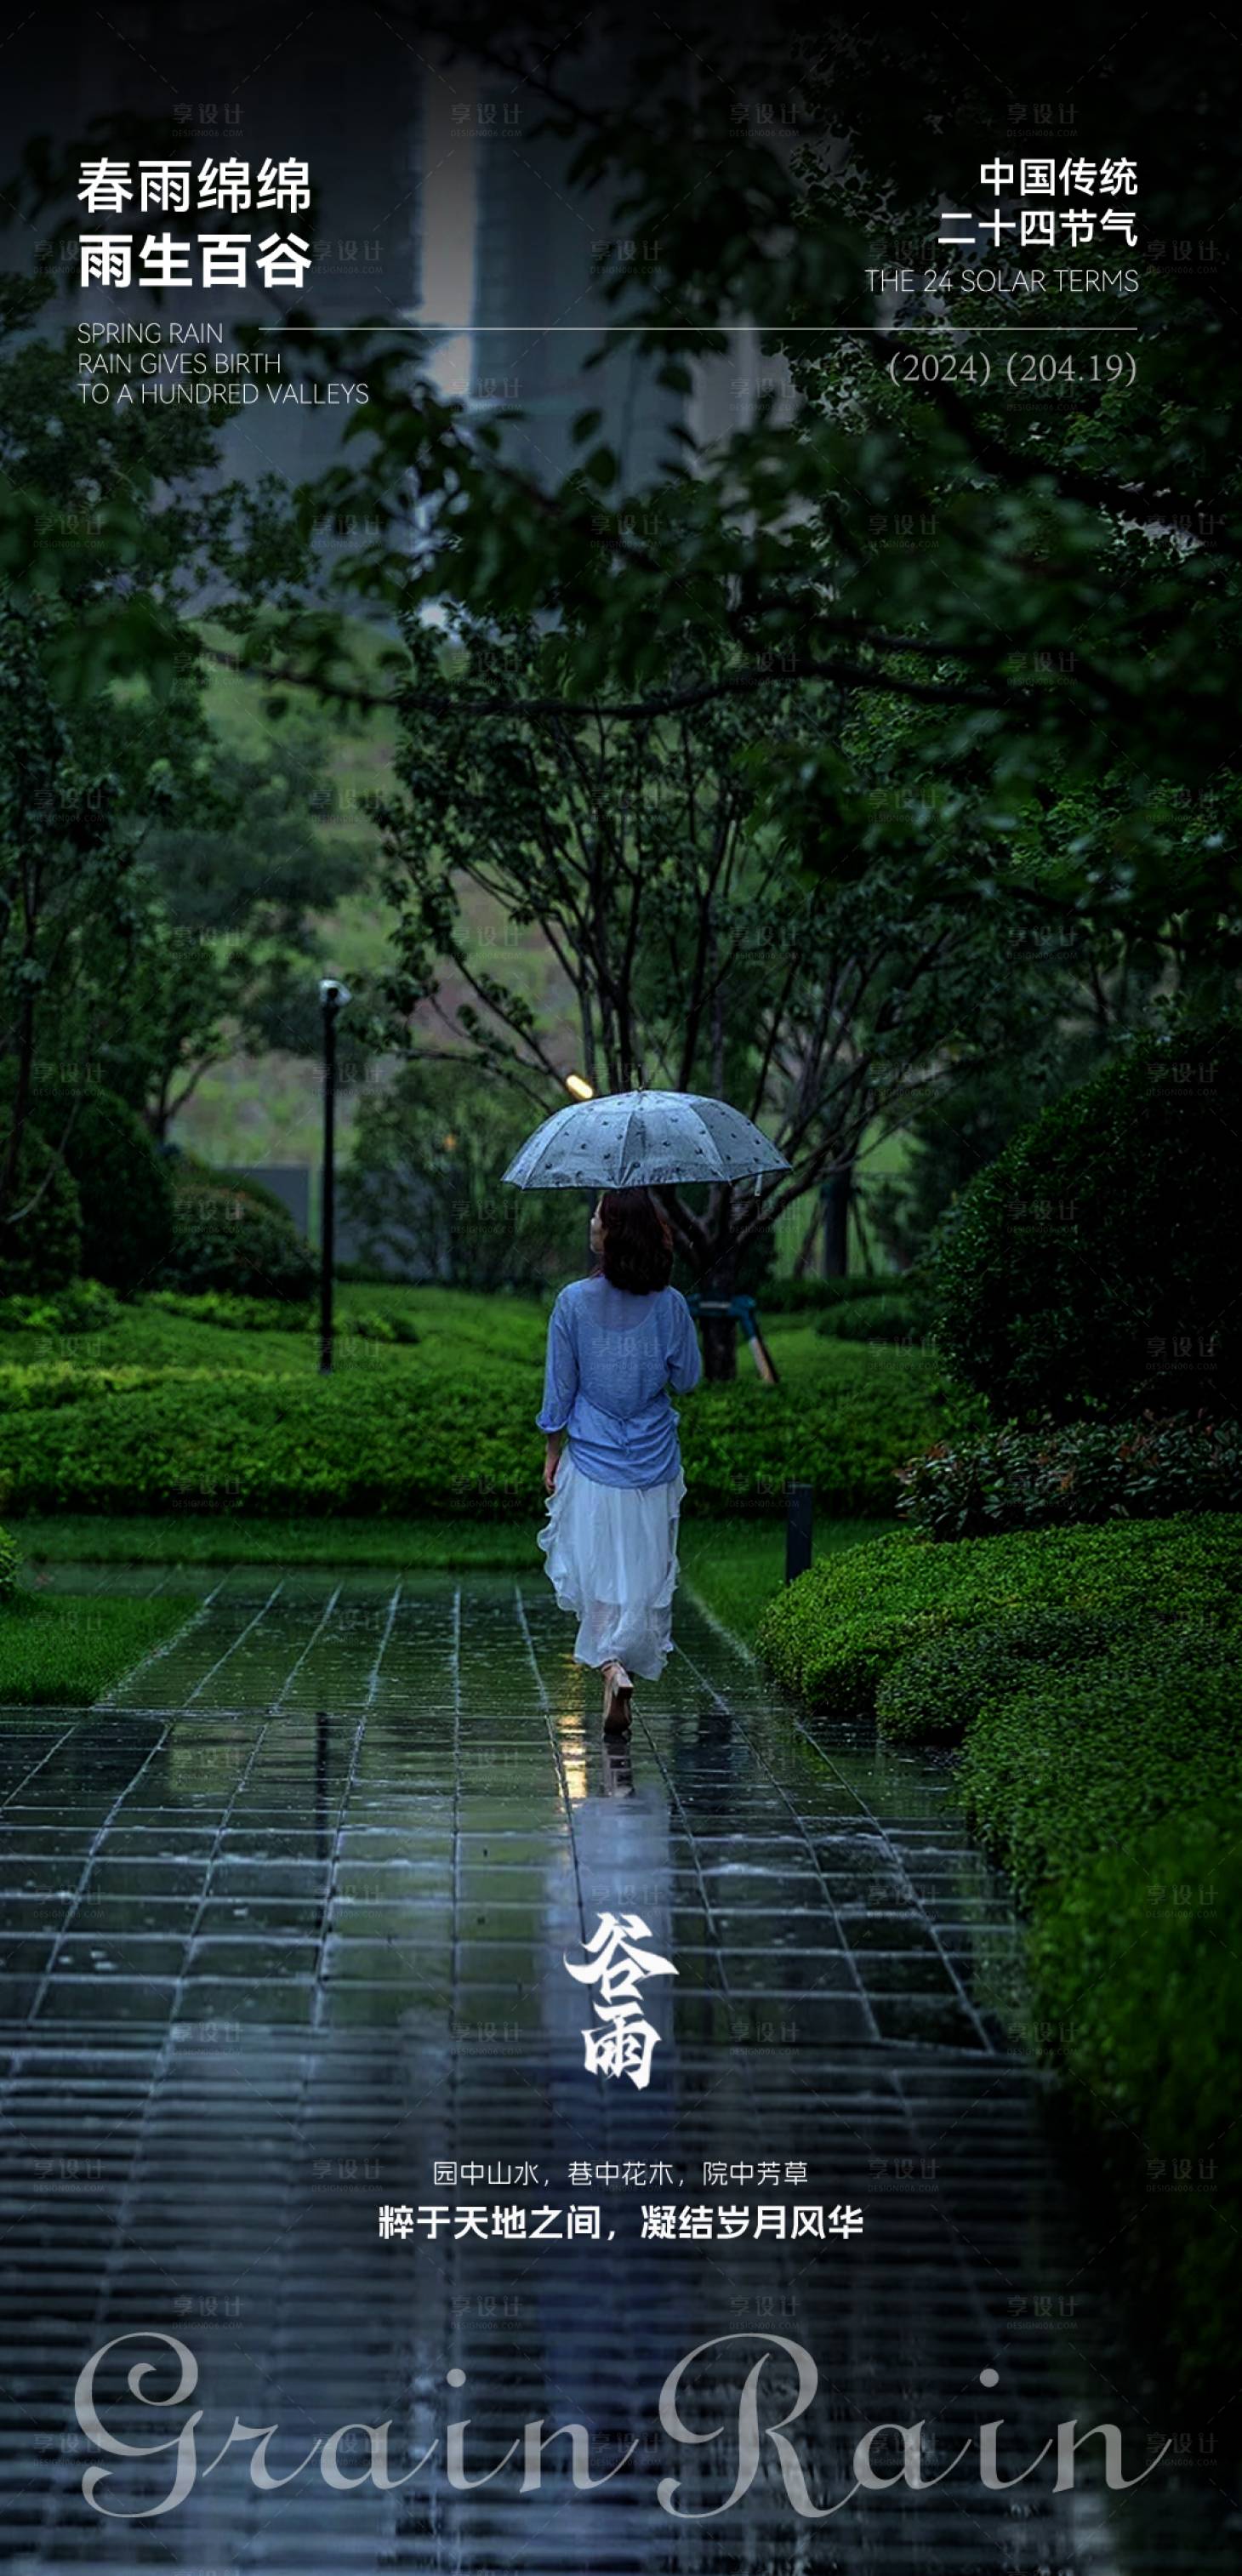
[0,1130,81,1295]
[27,1081,172,1296]
[929,1025,1242,1422]
[155,1170,316,1302]
[897,1414,1242,1538]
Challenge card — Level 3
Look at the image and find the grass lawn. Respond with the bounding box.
[13,1515,542,1570]
[0,1279,904,1388]
[0,1590,197,1707]
[680,1515,898,1649]
[6,1507,897,1675]
[11,1510,897,1656]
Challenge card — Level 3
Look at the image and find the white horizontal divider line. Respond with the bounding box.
[258,322,1140,333]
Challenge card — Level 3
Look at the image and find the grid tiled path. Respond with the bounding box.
[0,1568,1234,2571]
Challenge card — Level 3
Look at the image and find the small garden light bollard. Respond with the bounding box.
[785,1480,813,1584]
[319,978,351,1376]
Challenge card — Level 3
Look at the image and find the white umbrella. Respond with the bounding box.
[502,1088,790,1192]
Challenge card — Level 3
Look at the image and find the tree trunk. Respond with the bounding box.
[821,1162,853,1278]
[146,1079,172,1145]
[0,989,36,1224]
[791,1201,821,1279]
[698,1236,738,1382]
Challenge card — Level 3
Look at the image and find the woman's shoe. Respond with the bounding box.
[602,1661,634,1732]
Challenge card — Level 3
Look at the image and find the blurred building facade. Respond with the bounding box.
[3,3,778,497]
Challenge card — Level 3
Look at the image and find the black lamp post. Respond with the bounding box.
[319,977,350,1375]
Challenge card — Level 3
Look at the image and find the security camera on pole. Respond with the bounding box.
[319,978,351,1376]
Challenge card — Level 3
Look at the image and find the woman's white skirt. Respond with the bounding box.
[538,1451,686,1682]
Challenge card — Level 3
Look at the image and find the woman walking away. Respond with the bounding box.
[537,1188,702,1732]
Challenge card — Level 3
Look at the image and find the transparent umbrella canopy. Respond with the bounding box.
[502,1089,790,1192]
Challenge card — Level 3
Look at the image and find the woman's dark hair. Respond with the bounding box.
[598,1188,674,1296]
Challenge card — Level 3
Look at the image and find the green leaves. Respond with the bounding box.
[758,1513,1242,1716]
[898,1416,1242,1539]
[0,1328,943,1518]
[927,1020,1242,1422]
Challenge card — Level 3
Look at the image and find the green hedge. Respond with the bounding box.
[956,1630,1241,1906]
[873,1606,1125,1743]
[816,1291,929,1344]
[1031,1802,1242,2391]
[146,1289,420,1343]
[0,1522,18,1602]
[0,1279,121,1336]
[765,1525,1242,2391]
[0,1363,216,1415]
[763,1274,906,1315]
[762,1502,1242,2395]
[957,1633,1242,2392]
[756,1515,1242,1717]
[897,1412,1242,1537]
[681,1351,942,1515]
[0,1342,942,1518]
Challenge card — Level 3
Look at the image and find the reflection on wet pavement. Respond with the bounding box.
[0,1566,1235,2569]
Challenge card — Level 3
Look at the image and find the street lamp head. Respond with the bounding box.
[565,1072,594,1101]
[320,978,352,1009]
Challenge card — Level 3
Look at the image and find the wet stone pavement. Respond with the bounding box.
[0,1565,1237,2572]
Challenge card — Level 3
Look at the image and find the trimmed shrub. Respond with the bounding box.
[873,1606,1125,1743]
[955,1630,1241,1906]
[146,1289,312,1333]
[816,1291,929,1344]
[897,1411,1242,1538]
[945,1622,1242,2395]
[1031,1803,1242,2392]
[0,1520,18,1601]
[0,1128,82,1294]
[764,1483,1242,2398]
[0,1368,544,1518]
[928,1023,1242,1422]
[0,1341,942,1519]
[349,1307,422,1345]
[163,1155,300,1226]
[0,1362,206,1414]
[756,1515,1242,1716]
[156,1172,316,1302]
[763,1274,903,1315]
[145,1289,419,1343]
[27,1081,173,1295]
[0,1278,120,1336]
[682,1349,943,1516]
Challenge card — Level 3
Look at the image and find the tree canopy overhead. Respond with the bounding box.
[244,9,1242,946]
[373,613,1084,1366]
[4,7,1239,951]
[2,3,1238,1314]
